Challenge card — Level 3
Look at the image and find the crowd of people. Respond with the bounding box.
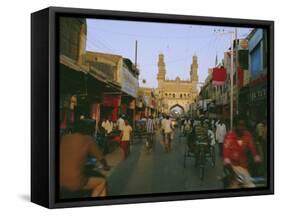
[59,111,268,198]
[179,114,267,188]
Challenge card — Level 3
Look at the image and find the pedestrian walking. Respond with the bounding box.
[120,120,133,160]
[162,115,173,152]
[215,119,227,157]
[117,114,125,131]
[101,116,113,154]
[146,115,155,152]
[255,119,267,176]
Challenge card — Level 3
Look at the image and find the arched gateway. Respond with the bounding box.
[169,104,185,116]
[155,53,199,114]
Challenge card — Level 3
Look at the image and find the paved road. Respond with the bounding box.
[107,128,224,196]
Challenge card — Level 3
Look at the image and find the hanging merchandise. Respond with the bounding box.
[102,94,121,107]
[212,67,227,86]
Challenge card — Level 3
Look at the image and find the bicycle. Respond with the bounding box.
[145,132,154,153]
[194,140,209,181]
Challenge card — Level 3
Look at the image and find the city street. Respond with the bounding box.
[58,17,268,199]
[107,128,224,196]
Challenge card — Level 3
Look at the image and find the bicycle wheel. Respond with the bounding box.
[200,166,205,181]
[198,149,205,181]
[211,146,216,167]
[184,144,187,168]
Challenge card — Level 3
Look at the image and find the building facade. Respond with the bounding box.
[155,53,198,114]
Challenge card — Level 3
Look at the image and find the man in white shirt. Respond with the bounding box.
[117,115,125,131]
[120,120,132,159]
[101,117,113,154]
[161,115,173,152]
[101,118,113,134]
[215,119,227,157]
[146,116,155,152]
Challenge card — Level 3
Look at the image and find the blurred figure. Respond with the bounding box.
[160,114,167,145]
[162,115,173,152]
[223,116,261,188]
[256,119,266,158]
[255,119,267,176]
[193,118,209,166]
[60,120,110,198]
[117,114,125,131]
[180,118,186,133]
[101,116,113,154]
[101,116,113,135]
[216,118,227,157]
[120,120,133,159]
[146,115,155,152]
[207,120,216,147]
[194,117,209,143]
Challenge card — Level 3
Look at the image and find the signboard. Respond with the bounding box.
[249,29,263,52]
[122,67,139,98]
[239,39,248,49]
[250,83,267,103]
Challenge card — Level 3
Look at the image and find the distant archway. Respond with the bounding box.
[169,104,184,117]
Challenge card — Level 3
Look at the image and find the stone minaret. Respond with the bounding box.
[157,53,166,87]
[190,54,198,82]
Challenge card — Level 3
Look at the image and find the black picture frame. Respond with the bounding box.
[31,6,274,209]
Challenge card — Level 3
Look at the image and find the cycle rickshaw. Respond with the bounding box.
[183,127,216,181]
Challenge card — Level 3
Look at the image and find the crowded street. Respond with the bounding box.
[58,17,268,199]
[107,127,224,196]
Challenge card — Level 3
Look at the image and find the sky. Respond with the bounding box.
[86,18,252,88]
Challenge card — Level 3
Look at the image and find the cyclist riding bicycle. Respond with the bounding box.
[193,118,210,158]
[194,118,210,147]
[223,115,261,188]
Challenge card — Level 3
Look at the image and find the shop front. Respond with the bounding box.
[101,94,121,122]
[59,58,90,133]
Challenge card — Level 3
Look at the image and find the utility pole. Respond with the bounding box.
[235,28,239,115]
[230,32,234,130]
[214,29,235,130]
[135,40,138,69]
[133,40,138,132]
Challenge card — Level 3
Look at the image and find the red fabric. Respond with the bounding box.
[70,110,75,123]
[111,107,118,121]
[60,112,67,129]
[223,130,258,168]
[120,141,129,156]
[112,136,121,143]
[212,67,227,86]
[103,95,120,107]
[140,111,145,119]
[238,67,244,88]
